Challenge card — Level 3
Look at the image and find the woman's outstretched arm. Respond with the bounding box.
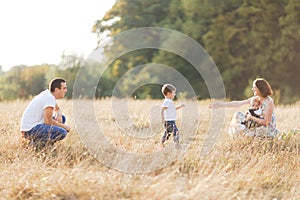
[209,98,251,109]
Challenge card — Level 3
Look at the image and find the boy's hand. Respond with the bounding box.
[176,104,185,110]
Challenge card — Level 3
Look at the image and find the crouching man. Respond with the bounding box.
[20,78,70,148]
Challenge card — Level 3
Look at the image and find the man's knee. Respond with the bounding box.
[58,129,67,140]
[50,127,67,142]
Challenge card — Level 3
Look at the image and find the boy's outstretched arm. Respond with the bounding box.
[176,104,185,110]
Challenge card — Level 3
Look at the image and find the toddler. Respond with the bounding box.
[161,84,184,148]
[237,96,262,130]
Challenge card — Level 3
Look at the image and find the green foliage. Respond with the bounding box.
[0,54,83,100]
[93,0,173,37]
[92,0,300,103]
[1,0,300,103]
[0,66,3,75]
[56,54,84,99]
[0,65,49,100]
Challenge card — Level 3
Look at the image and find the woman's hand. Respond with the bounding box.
[246,114,253,121]
[209,102,221,109]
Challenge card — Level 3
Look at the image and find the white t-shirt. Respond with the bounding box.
[162,98,176,121]
[20,89,56,131]
[254,108,262,116]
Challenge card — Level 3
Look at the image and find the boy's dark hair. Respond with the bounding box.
[162,84,176,96]
[49,78,66,92]
[254,78,273,98]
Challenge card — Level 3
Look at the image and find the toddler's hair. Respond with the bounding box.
[162,84,176,96]
[250,96,261,107]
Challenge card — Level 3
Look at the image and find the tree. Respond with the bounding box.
[92,0,173,99]
[0,65,48,100]
[203,0,293,101]
[0,66,3,75]
[276,0,300,103]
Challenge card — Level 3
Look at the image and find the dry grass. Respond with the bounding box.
[0,99,300,200]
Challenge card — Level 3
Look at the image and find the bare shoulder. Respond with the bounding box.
[266,96,274,104]
[265,96,275,108]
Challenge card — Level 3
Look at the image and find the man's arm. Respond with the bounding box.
[53,104,63,123]
[44,107,70,132]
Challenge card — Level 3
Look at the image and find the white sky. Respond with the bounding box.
[0,0,115,71]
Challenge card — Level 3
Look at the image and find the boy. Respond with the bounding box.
[161,84,184,148]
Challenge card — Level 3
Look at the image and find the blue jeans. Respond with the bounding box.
[24,115,67,145]
[161,121,179,144]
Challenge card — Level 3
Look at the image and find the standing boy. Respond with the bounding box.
[161,84,184,148]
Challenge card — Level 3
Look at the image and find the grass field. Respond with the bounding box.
[0,99,300,200]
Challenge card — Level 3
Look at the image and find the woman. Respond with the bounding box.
[209,78,279,138]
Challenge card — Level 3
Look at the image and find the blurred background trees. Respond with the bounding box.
[1,0,299,103]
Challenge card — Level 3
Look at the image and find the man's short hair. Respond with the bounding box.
[162,84,176,96]
[49,78,66,92]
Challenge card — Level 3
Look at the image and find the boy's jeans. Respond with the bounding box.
[161,120,179,144]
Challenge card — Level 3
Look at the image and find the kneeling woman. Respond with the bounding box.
[209,78,279,138]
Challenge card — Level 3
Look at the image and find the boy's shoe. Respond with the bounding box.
[175,142,181,150]
[161,133,171,146]
[166,133,171,140]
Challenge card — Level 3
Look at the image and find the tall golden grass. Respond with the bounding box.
[0,99,299,200]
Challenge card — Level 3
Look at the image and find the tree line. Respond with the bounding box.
[1,0,300,103]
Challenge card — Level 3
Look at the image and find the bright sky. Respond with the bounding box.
[0,0,115,71]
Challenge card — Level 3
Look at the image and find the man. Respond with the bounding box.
[20,78,70,147]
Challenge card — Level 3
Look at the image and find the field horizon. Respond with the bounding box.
[1,99,300,200]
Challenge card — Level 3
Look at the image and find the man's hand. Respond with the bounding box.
[54,104,63,123]
[44,106,70,132]
[64,125,71,132]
